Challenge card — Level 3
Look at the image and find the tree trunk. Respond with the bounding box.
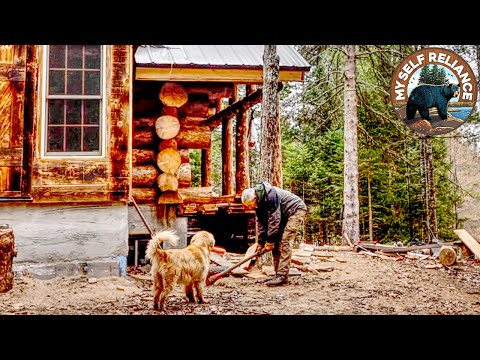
[157,148,181,174]
[425,136,438,240]
[420,135,428,240]
[159,82,188,108]
[342,44,360,245]
[157,172,179,192]
[259,45,282,187]
[367,171,373,242]
[439,245,457,266]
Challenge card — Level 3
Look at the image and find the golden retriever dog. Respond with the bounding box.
[145,229,215,311]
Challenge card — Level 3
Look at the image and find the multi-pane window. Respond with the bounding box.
[45,45,103,155]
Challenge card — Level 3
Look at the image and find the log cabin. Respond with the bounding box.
[0,45,310,278]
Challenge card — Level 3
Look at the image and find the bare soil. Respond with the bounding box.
[2,249,480,315]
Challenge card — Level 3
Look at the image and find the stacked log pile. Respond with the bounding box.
[132,81,234,206]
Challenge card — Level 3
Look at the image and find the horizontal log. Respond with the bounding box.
[155,115,180,140]
[205,87,264,129]
[0,148,22,167]
[31,185,110,203]
[132,187,157,203]
[178,100,212,119]
[161,106,178,118]
[159,138,178,151]
[157,172,179,192]
[160,82,188,108]
[132,149,155,165]
[185,83,234,100]
[175,125,212,149]
[157,148,181,174]
[132,165,158,187]
[158,190,183,204]
[132,130,155,148]
[178,186,217,198]
[134,117,156,128]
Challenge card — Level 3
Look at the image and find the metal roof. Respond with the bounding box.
[135,45,310,70]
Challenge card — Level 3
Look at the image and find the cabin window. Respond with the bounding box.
[43,45,105,156]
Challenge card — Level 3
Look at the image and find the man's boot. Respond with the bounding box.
[265,274,288,287]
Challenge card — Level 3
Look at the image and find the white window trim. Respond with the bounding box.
[41,45,107,159]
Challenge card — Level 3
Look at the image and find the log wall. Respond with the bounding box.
[131,80,234,205]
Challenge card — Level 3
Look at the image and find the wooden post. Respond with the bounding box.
[222,85,237,195]
[201,147,212,187]
[0,228,16,293]
[236,84,252,193]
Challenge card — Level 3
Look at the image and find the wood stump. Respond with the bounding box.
[439,245,457,266]
[0,228,16,293]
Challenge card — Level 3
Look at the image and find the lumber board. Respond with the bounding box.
[454,229,480,259]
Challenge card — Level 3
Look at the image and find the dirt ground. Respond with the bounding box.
[2,248,480,316]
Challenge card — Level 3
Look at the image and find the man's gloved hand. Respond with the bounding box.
[264,242,274,252]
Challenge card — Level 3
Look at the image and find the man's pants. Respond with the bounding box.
[273,209,307,277]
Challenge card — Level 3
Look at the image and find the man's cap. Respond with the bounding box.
[241,188,257,207]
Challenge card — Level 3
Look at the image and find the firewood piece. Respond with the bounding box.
[0,229,15,293]
[132,165,158,187]
[132,149,155,165]
[158,190,183,204]
[155,115,180,140]
[159,82,188,108]
[439,246,457,266]
[157,172,179,192]
[157,148,181,174]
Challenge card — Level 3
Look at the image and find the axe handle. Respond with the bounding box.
[206,251,264,286]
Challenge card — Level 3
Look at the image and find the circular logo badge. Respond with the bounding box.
[390,47,477,136]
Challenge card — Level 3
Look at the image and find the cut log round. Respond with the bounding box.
[159,82,188,108]
[132,165,158,187]
[157,148,181,174]
[439,245,457,266]
[155,115,180,140]
[178,149,190,164]
[157,172,179,192]
[0,229,15,293]
[177,163,192,187]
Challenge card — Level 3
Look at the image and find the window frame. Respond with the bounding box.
[41,45,107,158]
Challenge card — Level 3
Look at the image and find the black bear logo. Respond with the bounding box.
[406,83,460,121]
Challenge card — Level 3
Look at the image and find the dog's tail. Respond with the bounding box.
[145,229,179,262]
